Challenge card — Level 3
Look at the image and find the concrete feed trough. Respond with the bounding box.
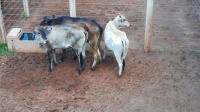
[6,28,45,53]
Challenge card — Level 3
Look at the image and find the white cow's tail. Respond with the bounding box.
[121,40,127,72]
[121,40,126,60]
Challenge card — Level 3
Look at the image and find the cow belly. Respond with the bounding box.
[52,43,71,49]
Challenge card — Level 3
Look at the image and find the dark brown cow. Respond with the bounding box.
[40,16,103,70]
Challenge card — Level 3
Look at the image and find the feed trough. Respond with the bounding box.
[6,28,45,53]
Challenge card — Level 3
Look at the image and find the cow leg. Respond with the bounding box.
[74,47,85,75]
[97,34,102,51]
[74,44,87,60]
[96,34,102,62]
[50,52,54,71]
[90,47,98,71]
[89,33,102,70]
[52,49,57,66]
[97,48,102,63]
[103,44,108,60]
[77,52,84,75]
[60,49,66,62]
[114,50,123,78]
[82,43,86,60]
[122,59,125,71]
[47,51,52,72]
[91,50,98,71]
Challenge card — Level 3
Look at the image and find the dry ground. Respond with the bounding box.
[0,0,200,112]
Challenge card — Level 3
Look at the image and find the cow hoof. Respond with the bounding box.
[78,70,82,75]
[99,57,102,62]
[48,69,52,73]
[90,67,95,71]
[78,67,84,75]
[78,71,81,75]
[60,57,65,62]
[117,74,122,78]
[54,63,57,66]
[74,56,77,60]
[103,56,106,61]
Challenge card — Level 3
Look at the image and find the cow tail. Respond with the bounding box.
[121,40,126,71]
[121,40,126,60]
[98,28,104,51]
[84,30,88,43]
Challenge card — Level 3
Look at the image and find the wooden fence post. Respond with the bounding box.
[144,0,154,52]
[23,0,30,17]
[69,0,76,17]
[0,5,6,42]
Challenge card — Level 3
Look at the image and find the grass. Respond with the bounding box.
[20,10,27,19]
[0,43,14,56]
[162,44,167,50]
[190,50,200,54]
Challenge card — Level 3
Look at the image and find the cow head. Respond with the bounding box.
[33,26,52,45]
[40,15,56,26]
[116,13,131,28]
[40,16,48,26]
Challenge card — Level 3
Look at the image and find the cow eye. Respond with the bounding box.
[38,32,41,35]
[123,19,126,21]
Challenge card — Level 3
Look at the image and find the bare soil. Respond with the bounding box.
[0,48,200,112]
[0,0,200,112]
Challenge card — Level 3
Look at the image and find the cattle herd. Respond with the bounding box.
[33,13,131,78]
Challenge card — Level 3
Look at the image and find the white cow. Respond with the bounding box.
[33,24,88,75]
[103,13,131,77]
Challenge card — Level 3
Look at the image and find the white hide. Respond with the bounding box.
[103,14,130,77]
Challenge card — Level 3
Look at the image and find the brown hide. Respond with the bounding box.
[62,21,101,70]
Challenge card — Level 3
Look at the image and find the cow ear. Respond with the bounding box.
[50,15,55,20]
[43,16,47,20]
[119,13,122,17]
[45,27,52,31]
[119,13,122,18]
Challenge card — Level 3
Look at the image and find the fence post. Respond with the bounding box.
[0,5,6,42]
[144,0,154,53]
[23,0,30,17]
[69,0,76,17]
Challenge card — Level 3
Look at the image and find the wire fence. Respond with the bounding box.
[0,0,200,51]
[1,0,70,33]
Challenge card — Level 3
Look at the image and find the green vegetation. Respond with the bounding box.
[162,44,167,50]
[20,10,27,19]
[190,50,200,54]
[0,43,14,56]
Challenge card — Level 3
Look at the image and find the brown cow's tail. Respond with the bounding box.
[97,28,104,51]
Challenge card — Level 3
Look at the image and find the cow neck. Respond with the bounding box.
[113,17,120,29]
[39,27,48,41]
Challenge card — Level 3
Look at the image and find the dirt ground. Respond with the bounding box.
[1,0,200,112]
